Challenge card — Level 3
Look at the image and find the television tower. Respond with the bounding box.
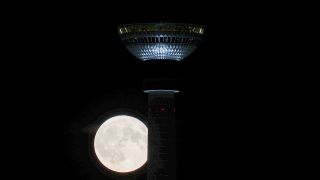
[118,23,204,180]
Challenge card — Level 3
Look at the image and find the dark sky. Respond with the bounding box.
[9,5,282,179]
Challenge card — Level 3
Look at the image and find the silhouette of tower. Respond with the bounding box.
[118,23,204,180]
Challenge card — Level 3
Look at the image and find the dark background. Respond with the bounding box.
[8,4,286,179]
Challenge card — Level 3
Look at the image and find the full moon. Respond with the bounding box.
[94,115,148,173]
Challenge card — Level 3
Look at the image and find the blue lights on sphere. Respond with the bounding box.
[118,23,205,61]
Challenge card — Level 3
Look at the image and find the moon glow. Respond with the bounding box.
[94,115,148,173]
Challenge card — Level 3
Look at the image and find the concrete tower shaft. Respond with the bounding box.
[145,91,177,180]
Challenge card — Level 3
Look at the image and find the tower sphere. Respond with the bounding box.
[118,23,205,61]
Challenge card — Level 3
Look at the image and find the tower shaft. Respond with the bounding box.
[146,91,177,180]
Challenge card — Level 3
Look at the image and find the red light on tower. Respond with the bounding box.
[160,107,165,112]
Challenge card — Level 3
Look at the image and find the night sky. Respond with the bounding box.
[10,6,281,179]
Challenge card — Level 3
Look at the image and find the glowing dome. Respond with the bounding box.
[118,23,205,61]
